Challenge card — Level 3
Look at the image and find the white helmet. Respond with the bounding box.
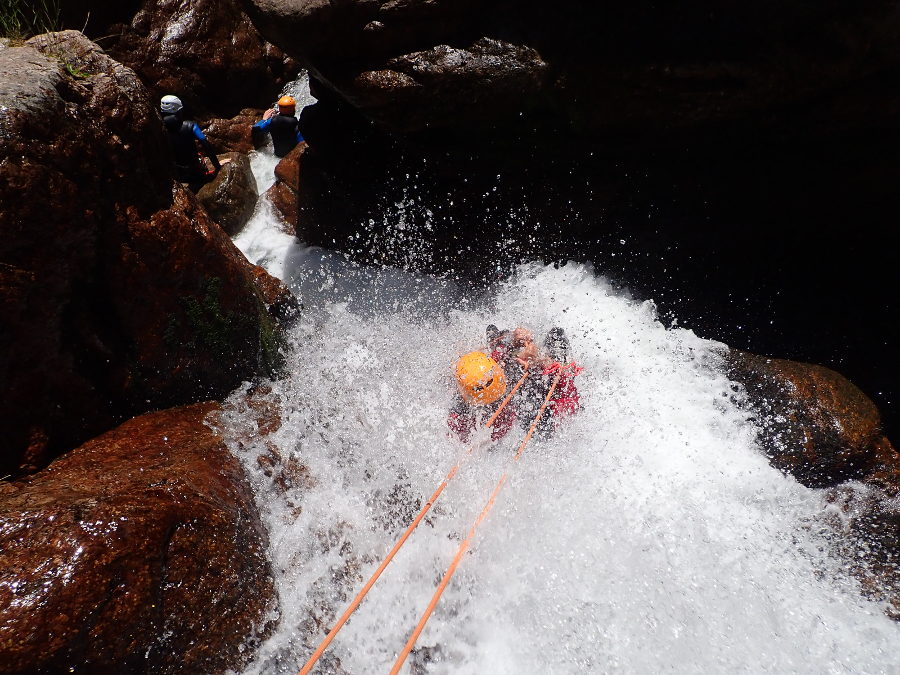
[160,95,183,114]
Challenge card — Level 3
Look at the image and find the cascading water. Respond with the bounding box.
[221,116,900,674]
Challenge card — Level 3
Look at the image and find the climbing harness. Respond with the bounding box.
[297,367,531,675]
[298,362,578,674]
[389,366,569,674]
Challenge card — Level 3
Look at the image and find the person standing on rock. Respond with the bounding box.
[159,95,221,192]
[252,95,304,158]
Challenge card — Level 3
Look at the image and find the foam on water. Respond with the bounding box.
[222,156,900,675]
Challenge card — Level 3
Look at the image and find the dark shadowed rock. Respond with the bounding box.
[198,152,259,236]
[106,0,300,118]
[726,350,900,618]
[347,37,549,131]
[0,32,293,477]
[251,264,302,325]
[59,0,143,38]
[263,142,306,230]
[0,402,276,674]
[725,349,898,488]
[822,482,900,620]
[241,0,900,136]
[203,108,265,153]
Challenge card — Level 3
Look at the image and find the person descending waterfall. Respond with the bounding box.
[448,326,581,443]
[252,95,305,158]
[159,95,221,192]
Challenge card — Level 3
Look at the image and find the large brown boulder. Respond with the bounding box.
[263,142,306,230]
[0,32,290,477]
[0,402,276,674]
[727,349,900,619]
[202,108,264,154]
[106,0,301,118]
[197,152,259,236]
[725,349,898,488]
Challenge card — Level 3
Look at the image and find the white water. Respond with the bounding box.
[220,153,900,674]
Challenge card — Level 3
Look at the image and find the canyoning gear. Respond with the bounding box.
[455,351,507,405]
[252,112,304,157]
[392,367,569,675]
[160,94,183,114]
[297,366,531,675]
[277,95,296,113]
[448,327,581,443]
[162,112,221,189]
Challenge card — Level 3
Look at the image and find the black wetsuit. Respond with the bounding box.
[163,113,219,187]
[252,113,303,157]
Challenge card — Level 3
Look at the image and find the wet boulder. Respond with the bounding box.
[822,478,900,621]
[0,402,276,674]
[197,152,259,236]
[0,31,291,477]
[725,349,899,488]
[343,37,549,131]
[726,350,900,619]
[250,264,302,325]
[106,0,300,118]
[202,108,265,153]
[263,142,306,231]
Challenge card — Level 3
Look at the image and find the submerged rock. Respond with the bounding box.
[0,32,293,477]
[726,349,900,618]
[0,402,276,674]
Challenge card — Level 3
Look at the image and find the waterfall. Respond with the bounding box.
[222,119,900,674]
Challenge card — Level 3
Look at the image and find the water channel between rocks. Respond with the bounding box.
[213,143,900,674]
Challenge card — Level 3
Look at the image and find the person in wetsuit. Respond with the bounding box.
[160,95,221,192]
[448,325,581,443]
[252,95,304,158]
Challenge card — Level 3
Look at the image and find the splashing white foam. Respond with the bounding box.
[220,249,898,674]
[221,136,900,674]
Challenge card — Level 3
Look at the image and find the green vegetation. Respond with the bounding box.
[165,278,286,378]
[0,0,60,40]
[64,62,88,79]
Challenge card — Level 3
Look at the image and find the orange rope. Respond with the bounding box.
[388,366,570,675]
[297,366,530,675]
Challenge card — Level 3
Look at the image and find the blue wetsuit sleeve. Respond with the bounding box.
[190,122,220,170]
[253,118,273,132]
[297,129,304,143]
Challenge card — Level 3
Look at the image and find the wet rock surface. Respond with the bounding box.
[243,0,900,136]
[197,152,259,236]
[726,348,900,619]
[347,37,549,131]
[104,0,300,118]
[0,402,276,674]
[202,108,265,154]
[821,483,900,620]
[0,32,292,477]
[264,142,306,230]
[725,349,896,489]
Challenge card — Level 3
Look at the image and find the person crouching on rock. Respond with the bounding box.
[159,95,221,192]
[252,95,304,158]
[448,325,581,444]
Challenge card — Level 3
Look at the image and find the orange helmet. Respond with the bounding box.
[277,95,296,113]
[455,351,507,405]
